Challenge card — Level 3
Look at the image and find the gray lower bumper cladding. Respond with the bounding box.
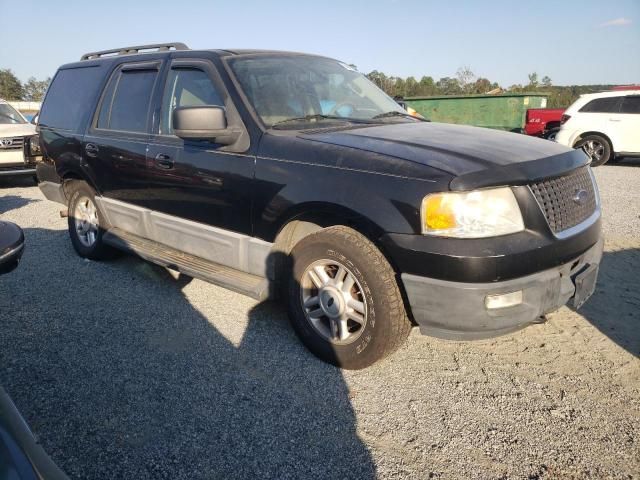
[402,238,604,340]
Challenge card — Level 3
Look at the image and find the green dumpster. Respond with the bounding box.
[404,93,548,132]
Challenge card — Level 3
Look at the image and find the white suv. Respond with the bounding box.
[555,90,640,166]
[0,99,37,178]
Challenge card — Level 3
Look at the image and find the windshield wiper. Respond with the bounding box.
[372,111,426,121]
[271,114,349,128]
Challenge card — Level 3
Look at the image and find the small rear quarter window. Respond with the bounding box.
[39,65,104,131]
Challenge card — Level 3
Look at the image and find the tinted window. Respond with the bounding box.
[39,66,104,130]
[620,96,640,114]
[160,68,223,134]
[579,97,621,113]
[106,69,158,132]
[0,103,26,124]
[96,71,118,129]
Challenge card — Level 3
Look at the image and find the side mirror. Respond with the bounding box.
[173,106,239,145]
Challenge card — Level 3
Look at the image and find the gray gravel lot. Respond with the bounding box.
[1,160,639,479]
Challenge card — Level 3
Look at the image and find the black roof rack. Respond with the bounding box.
[80,42,189,61]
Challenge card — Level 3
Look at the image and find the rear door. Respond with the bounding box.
[618,95,640,153]
[83,61,161,203]
[144,58,254,235]
[576,96,623,150]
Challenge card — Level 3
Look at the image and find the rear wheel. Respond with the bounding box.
[574,134,612,166]
[287,226,412,369]
[66,181,116,260]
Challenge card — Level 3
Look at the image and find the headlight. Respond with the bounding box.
[421,187,524,238]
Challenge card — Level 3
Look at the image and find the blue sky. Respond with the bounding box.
[2,0,638,86]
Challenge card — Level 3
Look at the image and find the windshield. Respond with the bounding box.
[0,103,26,124]
[228,55,407,127]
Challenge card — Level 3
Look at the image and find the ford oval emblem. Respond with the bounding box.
[573,189,588,206]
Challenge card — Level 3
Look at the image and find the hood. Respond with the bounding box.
[300,122,588,190]
[0,123,36,138]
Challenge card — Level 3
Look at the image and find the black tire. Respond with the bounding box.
[66,180,116,260]
[543,128,560,141]
[574,134,612,166]
[287,226,412,369]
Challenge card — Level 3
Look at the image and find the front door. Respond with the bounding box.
[144,59,254,235]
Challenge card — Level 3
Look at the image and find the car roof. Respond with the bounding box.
[580,90,640,99]
[59,47,336,72]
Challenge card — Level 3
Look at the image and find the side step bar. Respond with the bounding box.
[104,228,270,301]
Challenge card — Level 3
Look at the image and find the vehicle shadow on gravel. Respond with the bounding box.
[0,195,38,214]
[573,247,640,357]
[0,227,376,480]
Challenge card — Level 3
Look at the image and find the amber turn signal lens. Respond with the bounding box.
[424,195,456,230]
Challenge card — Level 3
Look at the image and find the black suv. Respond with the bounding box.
[29,43,603,369]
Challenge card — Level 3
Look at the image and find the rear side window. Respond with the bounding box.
[620,96,640,114]
[97,67,158,133]
[579,97,621,113]
[39,66,104,131]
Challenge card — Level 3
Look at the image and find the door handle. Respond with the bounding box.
[155,153,174,169]
[85,143,99,157]
[609,118,621,122]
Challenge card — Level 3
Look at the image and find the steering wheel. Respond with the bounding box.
[328,102,356,117]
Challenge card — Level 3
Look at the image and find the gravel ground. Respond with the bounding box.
[0,160,639,479]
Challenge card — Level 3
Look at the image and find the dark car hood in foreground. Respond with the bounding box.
[300,122,589,190]
[0,387,68,479]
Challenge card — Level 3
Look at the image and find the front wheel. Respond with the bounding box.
[287,226,412,369]
[543,128,560,141]
[574,134,612,166]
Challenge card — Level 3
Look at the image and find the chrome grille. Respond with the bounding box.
[0,137,24,150]
[529,166,597,234]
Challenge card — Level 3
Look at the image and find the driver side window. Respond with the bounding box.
[160,67,223,135]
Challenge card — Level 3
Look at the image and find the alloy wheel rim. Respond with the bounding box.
[74,196,99,247]
[581,140,605,161]
[300,259,367,345]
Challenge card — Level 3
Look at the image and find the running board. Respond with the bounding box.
[104,228,270,300]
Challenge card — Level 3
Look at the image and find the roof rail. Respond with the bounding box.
[80,42,189,61]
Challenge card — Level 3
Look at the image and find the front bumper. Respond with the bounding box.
[401,237,603,340]
[0,149,36,176]
[0,166,36,176]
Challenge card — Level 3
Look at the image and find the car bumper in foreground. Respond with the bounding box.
[402,237,603,340]
[0,387,68,479]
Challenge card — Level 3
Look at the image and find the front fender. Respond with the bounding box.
[252,156,447,241]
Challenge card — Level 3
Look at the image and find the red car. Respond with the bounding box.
[524,108,565,140]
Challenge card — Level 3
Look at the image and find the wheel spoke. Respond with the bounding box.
[329,318,339,340]
[303,296,319,308]
[308,308,324,319]
[341,275,355,294]
[346,310,365,325]
[333,266,347,286]
[313,265,330,285]
[348,298,365,315]
[307,269,324,289]
[339,318,349,341]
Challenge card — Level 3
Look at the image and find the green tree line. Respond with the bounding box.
[0,69,50,101]
[365,68,618,108]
